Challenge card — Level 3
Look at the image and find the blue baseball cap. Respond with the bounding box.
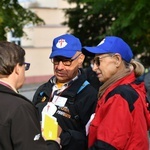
[49,34,82,58]
[82,36,133,63]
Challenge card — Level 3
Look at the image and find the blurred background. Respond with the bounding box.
[0,0,150,90]
[1,0,150,141]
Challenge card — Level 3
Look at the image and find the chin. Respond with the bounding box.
[99,78,105,83]
[17,83,23,90]
[57,77,67,83]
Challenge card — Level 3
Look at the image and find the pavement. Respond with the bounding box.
[18,82,44,101]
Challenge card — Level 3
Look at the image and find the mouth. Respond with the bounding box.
[55,71,66,77]
[96,72,102,78]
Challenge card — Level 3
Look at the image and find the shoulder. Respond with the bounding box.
[36,81,52,91]
[0,91,36,120]
[12,94,35,111]
[32,81,52,105]
[83,83,98,94]
[105,84,139,111]
[34,80,52,97]
[1,89,33,107]
[106,84,139,100]
[77,81,98,102]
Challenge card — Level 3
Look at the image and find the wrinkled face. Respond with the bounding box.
[92,53,122,83]
[51,52,85,83]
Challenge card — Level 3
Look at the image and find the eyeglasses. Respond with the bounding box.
[24,62,30,71]
[93,54,114,66]
[51,53,82,66]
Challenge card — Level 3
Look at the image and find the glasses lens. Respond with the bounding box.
[24,62,30,71]
[93,57,100,66]
[52,58,59,65]
[51,58,72,66]
[62,60,71,66]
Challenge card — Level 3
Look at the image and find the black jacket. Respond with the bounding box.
[144,71,150,101]
[83,66,102,91]
[0,84,60,150]
[33,70,98,150]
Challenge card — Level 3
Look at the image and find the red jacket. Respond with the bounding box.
[88,72,149,150]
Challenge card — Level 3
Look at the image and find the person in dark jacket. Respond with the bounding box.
[0,41,60,150]
[32,34,98,150]
[144,68,150,102]
[82,36,150,149]
[83,59,102,91]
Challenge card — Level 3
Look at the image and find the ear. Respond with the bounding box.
[78,53,85,66]
[113,53,122,67]
[14,63,21,75]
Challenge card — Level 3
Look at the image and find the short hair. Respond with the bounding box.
[0,41,25,75]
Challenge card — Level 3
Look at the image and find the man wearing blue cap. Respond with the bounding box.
[82,36,150,149]
[32,34,98,150]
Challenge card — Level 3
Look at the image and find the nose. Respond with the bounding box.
[92,63,99,72]
[57,61,65,69]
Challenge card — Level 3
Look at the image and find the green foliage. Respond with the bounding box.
[0,0,44,40]
[63,0,150,66]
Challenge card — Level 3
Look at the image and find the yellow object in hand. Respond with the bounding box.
[42,114,58,140]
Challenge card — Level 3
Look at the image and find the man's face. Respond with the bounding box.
[16,64,26,90]
[52,52,84,83]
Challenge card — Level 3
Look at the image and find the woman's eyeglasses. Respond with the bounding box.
[24,62,30,71]
[51,53,81,66]
[93,54,114,66]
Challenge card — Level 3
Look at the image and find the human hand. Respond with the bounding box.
[58,125,62,137]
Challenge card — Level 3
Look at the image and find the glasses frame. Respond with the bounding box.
[93,54,115,66]
[51,53,82,66]
[24,62,30,71]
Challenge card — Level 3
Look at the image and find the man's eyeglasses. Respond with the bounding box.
[93,54,114,66]
[24,62,30,71]
[51,53,81,66]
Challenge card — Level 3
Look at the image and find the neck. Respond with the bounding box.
[56,81,65,89]
[0,79,18,93]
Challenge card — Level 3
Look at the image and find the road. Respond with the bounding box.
[18,83,43,101]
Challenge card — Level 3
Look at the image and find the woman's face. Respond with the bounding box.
[92,54,120,82]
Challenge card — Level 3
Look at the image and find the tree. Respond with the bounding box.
[0,0,44,40]
[63,0,150,67]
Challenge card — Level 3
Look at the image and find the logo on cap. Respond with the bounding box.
[98,39,105,46]
[56,39,67,48]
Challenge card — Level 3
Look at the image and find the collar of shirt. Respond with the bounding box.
[0,79,18,93]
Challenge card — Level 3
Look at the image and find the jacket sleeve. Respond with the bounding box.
[60,129,87,150]
[46,140,61,150]
[11,102,60,150]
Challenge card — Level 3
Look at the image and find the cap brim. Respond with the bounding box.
[49,50,76,58]
[82,46,108,56]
